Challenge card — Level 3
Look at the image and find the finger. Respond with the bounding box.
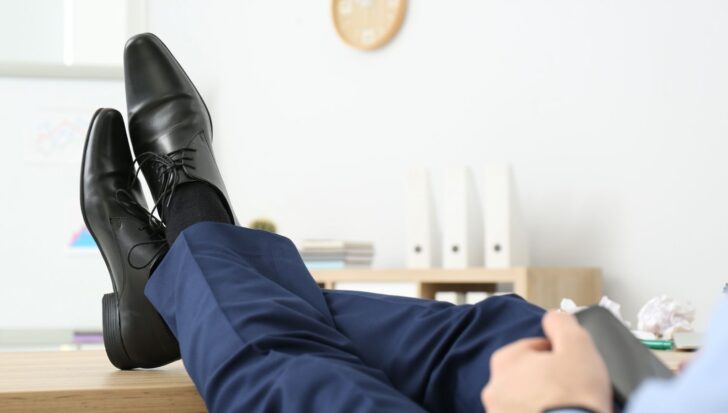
[505,337,552,354]
[542,310,590,353]
[491,337,550,371]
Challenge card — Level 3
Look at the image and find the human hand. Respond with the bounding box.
[482,310,612,413]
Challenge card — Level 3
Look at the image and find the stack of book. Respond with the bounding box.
[300,240,374,269]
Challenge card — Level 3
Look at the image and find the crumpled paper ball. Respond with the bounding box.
[637,295,695,339]
[559,296,631,328]
[559,298,581,313]
[598,295,631,328]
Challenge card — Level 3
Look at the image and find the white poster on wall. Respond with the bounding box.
[24,108,89,164]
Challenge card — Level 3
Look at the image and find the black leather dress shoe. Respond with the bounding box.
[80,108,180,370]
[124,33,237,224]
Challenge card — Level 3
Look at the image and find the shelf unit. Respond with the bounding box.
[311,267,602,309]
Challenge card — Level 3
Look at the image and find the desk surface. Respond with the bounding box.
[652,349,695,372]
[0,349,695,412]
[0,350,205,412]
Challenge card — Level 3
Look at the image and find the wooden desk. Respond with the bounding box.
[0,348,695,412]
[653,349,695,372]
[0,350,205,413]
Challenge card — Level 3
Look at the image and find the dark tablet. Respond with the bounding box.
[575,306,673,404]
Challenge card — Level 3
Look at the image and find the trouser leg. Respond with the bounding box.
[144,222,426,413]
[324,290,545,413]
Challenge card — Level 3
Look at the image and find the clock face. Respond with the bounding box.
[332,0,407,50]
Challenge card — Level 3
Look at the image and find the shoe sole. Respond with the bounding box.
[80,108,136,370]
[102,293,135,369]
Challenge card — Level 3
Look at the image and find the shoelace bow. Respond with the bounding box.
[114,147,197,270]
[132,147,198,221]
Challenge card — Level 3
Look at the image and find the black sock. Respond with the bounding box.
[164,182,232,244]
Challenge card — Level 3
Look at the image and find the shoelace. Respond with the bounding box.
[115,188,167,270]
[133,147,197,221]
[114,147,197,270]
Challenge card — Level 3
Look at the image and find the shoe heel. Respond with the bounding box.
[102,293,135,370]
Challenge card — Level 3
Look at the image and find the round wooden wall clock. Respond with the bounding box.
[332,0,407,50]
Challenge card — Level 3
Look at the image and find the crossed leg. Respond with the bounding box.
[145,222,544,413]
[325,290,544,412]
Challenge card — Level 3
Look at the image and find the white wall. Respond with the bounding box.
[147,0,728,328]
[1,0,727,329]
[0,0,64,63]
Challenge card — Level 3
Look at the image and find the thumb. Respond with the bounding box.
[541,310,591,353]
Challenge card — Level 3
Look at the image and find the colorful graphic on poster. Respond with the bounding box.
[25,109,88,164]
[69,226,97,249]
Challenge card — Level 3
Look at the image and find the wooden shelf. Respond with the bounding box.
[312,267,602,309]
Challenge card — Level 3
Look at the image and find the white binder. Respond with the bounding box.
[442,166,484,268]
[483,163,529,268]
[405,168,440,268]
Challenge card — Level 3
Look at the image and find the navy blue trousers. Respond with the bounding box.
[145,222,545,413]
